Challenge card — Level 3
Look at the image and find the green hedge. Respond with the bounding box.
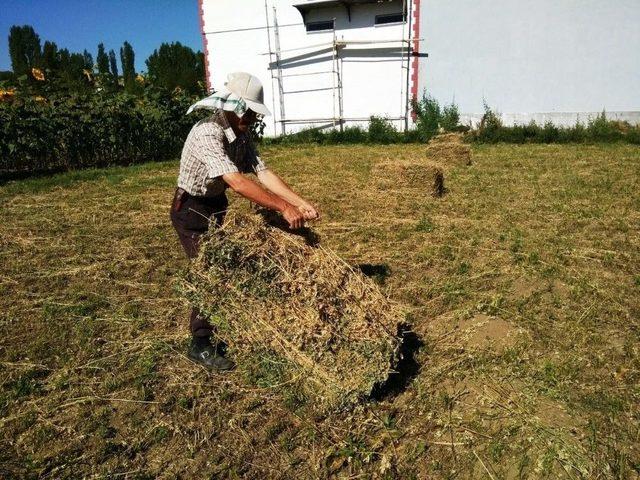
[264,113,640,147]
[472,107,640,145]
[265,95,639,146]
[1,87,204,174]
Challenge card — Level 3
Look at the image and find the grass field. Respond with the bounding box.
[1,143,639,479]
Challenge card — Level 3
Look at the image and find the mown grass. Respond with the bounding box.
[0,143,639,478]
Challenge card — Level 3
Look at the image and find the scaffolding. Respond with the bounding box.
[272,6,287,136]
[265,2,422,136]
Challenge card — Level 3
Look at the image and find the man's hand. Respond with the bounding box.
[224,171,315,230]
[257,170,320,222]
[297,202,320,221]
[282,204,306,229]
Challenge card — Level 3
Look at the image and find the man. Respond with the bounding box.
[170,72,319,371]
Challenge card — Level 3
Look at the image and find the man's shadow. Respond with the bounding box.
[370,323,423,401]
[357,263,391,286]
[356,264,423,400]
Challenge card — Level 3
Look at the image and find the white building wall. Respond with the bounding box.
[201,0,413,136]
[419,0,640,126]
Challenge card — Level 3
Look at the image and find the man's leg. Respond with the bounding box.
[170,191,233,370]
[174,229,215,339]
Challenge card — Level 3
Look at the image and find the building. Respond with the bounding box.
[198,0,640,136]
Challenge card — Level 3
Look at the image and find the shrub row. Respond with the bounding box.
[2,87,638,176]
[472,104,640,144]
[1,87,204,175]
[266,95,639,146]
[264,117,422,146]
[265,112,640,147]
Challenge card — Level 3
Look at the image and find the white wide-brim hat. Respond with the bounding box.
[187,72,271,117]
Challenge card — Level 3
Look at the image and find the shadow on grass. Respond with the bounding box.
[0,167,68,185]
[0,160,176,194]
[357,263,391,285]
[370,323,423,401]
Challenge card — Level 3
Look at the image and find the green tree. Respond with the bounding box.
[145,41,205,93]
[58,48,70,71]
[96,43,109,74]
[83,50,94,70]
[120,41,136,92]
[8,25,42,76]
[0,71,15,82]
[55,48,91,90]
[108,49,118,79]
[41,40,59,71]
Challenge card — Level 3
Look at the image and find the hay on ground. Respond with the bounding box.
[180,212,403,409]
[372,160,445,197]
[426,132,472,166]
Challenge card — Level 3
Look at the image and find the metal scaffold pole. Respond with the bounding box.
[335,36,344,132]
[405,0,414,132]
[264,1,278,136]
[273,6,286,136]
[332,28,337,128]
[400,0,408,132]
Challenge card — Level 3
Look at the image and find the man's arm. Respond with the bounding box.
[256,169,319,220]
[222,172,305,229]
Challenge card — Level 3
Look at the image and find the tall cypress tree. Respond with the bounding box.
[108,49,118,79]
[96,43,109,74]
[82,50,94,70]
[119,41,136,92]
[8,25,42,76]
[41,40,59,71]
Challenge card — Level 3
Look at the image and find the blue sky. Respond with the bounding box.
[1,0,203,72]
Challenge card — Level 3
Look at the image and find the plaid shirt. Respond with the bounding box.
[177,111,267,197]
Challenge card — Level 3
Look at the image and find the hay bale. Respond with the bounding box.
[180,213,403,409]
[426,132,472,166]
[372,160,445,197]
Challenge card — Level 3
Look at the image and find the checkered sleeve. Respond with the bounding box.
[198,123,240,179]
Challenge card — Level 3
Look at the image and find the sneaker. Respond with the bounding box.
[188,341,235,371]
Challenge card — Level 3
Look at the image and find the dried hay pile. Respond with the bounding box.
[372,159,445,197]
[180,212,403,409]
[426,132,472,166]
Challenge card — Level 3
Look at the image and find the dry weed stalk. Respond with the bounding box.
[180,212,404,409]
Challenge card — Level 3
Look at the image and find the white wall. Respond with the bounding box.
[419,0,640,125]
[201,0,412,136]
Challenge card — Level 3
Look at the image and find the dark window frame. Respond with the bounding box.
[305,20,335,32]
[374,12,406,25]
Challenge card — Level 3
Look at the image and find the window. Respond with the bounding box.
[375,13,405,25]
[306,20,335,32]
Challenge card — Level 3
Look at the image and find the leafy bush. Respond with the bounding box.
[410,93,465,141]
[328,125,367,144]
[368,116,398,144]
[264,121,382,146]
[440,102,461,132]
[476,101,503,142]
[586,111,623,142]
[411,93,440,141]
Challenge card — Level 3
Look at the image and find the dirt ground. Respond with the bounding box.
[1,143,639,478]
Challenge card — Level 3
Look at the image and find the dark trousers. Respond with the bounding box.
[170,188,228,338]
